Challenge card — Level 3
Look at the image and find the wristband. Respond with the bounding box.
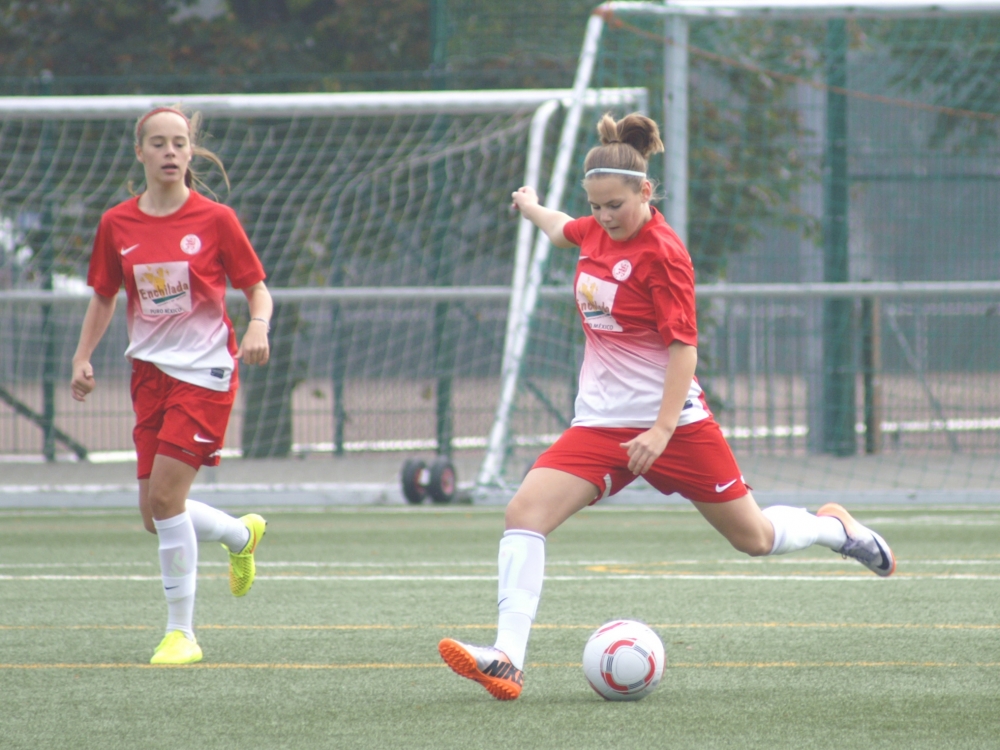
[250,317,271,333]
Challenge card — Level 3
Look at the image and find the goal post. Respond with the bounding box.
[0,86,646,464]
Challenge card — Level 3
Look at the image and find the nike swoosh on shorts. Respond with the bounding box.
[193,434,214,443]
[715,479,738,493]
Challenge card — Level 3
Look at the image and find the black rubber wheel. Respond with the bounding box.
[427,456,457,504]
[401,459,428,504]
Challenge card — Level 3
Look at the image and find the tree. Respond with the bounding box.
[0,0,432,87]
[0,1,236,78]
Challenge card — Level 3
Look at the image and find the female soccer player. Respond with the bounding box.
[71,106,273,665]
[438,113,895,700]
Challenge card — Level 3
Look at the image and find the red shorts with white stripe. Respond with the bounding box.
[130,359,236,479]
[531,418,748,504]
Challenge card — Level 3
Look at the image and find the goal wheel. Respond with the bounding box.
[427,457,457,504]
[401,459,428,504]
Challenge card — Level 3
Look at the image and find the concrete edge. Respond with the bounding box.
[0,484,997,509]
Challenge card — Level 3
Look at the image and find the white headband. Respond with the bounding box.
[585,167,647,179]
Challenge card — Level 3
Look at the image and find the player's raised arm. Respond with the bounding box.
[510,186,574,248]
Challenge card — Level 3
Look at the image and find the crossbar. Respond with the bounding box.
[601,1,1000,19]
[0,87,647,120]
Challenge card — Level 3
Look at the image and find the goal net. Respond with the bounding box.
[477,1,1000,499]
[0,88,644,468]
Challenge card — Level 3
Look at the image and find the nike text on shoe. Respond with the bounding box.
[150,630,202,665]
[438,638,523,700]
[817,503,896,577]
[227,513,266,597]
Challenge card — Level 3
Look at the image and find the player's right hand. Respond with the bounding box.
[71,360,95,402]
[511,185,539,212]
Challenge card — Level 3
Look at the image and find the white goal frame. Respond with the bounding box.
[0,87,648,464]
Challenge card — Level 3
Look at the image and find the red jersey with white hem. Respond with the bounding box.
[562,207,709,429]
[87,191,265,392]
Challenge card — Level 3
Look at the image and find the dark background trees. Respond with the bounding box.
[0,0,604,94]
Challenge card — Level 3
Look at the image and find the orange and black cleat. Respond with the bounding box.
[438,638,524,700]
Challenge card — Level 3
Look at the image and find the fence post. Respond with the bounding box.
[39,70,56,462]
[862,296,882,454]
[822,19,855,456]
[330,265,346,457]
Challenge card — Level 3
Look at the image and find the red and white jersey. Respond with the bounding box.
[562,207,710,429]
[87,191,266,392]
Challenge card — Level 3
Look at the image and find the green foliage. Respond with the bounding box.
[0,0,233,77]
[224,0,432,77]
[686,20,823,281]
[442,0,594,88]
[864,17,1000,151]
[586,18,822,283]
[0,0,431,81]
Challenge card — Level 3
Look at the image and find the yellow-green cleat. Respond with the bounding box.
[226,513,266,597]
[150,630,202,665]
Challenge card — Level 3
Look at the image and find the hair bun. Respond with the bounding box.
[596,113,664,158]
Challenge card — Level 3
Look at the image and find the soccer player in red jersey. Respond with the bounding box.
[438,113,895,700]
[71,106,273,665]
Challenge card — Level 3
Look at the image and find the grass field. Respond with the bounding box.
[1,505,999,750]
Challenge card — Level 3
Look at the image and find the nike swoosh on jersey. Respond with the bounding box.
[121,244,140,255]
[193,434,214,443]
[578,255,588,260]
[715,479,738,493]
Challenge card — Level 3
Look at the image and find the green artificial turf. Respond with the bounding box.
[1,505,998,749]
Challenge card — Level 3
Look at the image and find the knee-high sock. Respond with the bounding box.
[185,498,250,552]
[153,512,198,639]
[762,505,847,555]
[493,529,545,671]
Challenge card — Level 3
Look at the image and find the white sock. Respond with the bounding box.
[762,505,848,555]
[186,499,250,552]
[153,512,198,640]
[493,529,545,670]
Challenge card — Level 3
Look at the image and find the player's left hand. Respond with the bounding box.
[620,426,671,475]
[236,322,270,366]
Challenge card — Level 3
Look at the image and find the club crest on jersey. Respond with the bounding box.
[180,234,202,255]
[612,259,632,281]
[576,272,623,332]
[133,261,192,316]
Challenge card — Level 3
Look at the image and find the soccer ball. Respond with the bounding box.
[582,619,665,701]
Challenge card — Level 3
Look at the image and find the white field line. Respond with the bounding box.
[862,517,1000,526]
[3,660,999,671]
[2,557,998,569]
[3,573,1000,582]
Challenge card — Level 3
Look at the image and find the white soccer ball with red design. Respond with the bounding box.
[582,619,665,701]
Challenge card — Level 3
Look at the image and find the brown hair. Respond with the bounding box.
[583,113,664,190]
[132,104,230,196]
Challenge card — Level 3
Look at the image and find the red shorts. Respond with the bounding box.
[532,419,748,504]
[130,359,236,479]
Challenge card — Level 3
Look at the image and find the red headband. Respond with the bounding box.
[135,107,190,141]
